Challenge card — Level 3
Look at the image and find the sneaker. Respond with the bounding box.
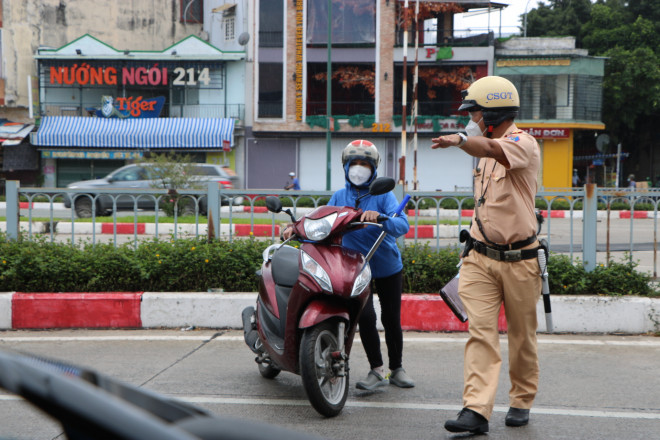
[356,369,389,390]
[388,367,415,388]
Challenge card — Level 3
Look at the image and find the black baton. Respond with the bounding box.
[537,247,553,333]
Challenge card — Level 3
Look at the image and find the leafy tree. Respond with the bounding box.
[138,152,203,216]
[524,0,660,183]
[523,0,593,44]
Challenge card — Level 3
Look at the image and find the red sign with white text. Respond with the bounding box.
[49,63,211,87]
[520,127,570,139]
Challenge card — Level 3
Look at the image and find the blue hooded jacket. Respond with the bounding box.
[327,160,409,279]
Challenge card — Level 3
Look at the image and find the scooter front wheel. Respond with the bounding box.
[299,321,349,417]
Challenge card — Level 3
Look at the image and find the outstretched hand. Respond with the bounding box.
[431,134,461,149]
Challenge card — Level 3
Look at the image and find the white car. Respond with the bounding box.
[63,163,242,218]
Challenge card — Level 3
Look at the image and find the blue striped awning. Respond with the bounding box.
[32,116,234,149]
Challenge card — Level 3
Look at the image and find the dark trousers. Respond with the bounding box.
[359,271,404,371]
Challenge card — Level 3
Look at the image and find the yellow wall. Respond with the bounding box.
[540,133,573,189]
[207,151,236,169]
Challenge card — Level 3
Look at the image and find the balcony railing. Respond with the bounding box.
[258,31,284,48]
[169,104,244,120]
[394,29,495,47]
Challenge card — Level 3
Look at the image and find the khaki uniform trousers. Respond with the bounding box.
[458,246,542,420]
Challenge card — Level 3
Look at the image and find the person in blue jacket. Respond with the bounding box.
[330,139,415,390]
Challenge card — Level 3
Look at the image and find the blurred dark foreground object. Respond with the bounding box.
[0,349,325,440]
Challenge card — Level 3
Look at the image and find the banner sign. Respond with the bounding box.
[519,127,570,139]
[424,47,454,60]
[48,63,211,87]
[41,150,144,159]
[86,96,165,118]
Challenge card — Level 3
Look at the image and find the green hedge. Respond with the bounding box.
[0,236,656,296]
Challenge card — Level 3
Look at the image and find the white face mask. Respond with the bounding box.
[348,165,372,186]
[465,118,485,137]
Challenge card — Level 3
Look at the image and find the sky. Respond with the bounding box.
[453,1,549,37]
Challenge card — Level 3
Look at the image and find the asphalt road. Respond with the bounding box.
[1,330,659,440]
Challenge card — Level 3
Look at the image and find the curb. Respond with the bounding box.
[4,221,281,237]
[407,209,657,219]
[2,292,658,334]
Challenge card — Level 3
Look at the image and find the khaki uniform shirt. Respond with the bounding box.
[470,129,540,245]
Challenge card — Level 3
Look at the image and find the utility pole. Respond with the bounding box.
[400,0,409,188]
[412,0,420,190]
[325,0,332,190]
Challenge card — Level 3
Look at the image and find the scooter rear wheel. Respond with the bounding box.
[258,362,281,379]
[299,320,349,417]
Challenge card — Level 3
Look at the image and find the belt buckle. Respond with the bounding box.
[504,250,522,262]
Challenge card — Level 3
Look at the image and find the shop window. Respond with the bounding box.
[258,63,283,118]
[171,87,199,106]
[393,65,473,116]
[259,0,284,47]
[180,0,203,24]
[306,63,375,116]
[307,0,376,45]
[507,75,534,120]
[573,75,602,121]
[509,74,582,121]
[539,76,557,119]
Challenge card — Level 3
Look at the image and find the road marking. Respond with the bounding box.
[1,334,660,347]
[182,396,660,420]
[1,393,658,420]
[0,335,214,342]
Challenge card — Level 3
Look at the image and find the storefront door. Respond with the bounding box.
[56,159,125,187]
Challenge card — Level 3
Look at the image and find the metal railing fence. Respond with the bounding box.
[2,182,658,277]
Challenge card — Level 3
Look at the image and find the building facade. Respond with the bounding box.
[1,1,606,192]
[1,0,248,187]
[494,36,605,188]
[32,34,244,187]
[246,0,507,191]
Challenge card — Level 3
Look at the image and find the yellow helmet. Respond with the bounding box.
[459,76,519,129]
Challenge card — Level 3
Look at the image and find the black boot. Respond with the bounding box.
[505,407,530,427]
[444,408,489,434]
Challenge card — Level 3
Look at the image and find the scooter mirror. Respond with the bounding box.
[265,196,283,213]
[369,177,396,196]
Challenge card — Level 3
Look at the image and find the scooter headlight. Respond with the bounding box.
[303,213,338,241]
[351,265,371,297]
[301,250,333,293]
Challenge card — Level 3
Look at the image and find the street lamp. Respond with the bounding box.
[524,0,533,37]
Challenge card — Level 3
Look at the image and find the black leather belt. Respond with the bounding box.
[473,240,539,262]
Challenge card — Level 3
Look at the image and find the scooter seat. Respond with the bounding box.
[271,245,299,287]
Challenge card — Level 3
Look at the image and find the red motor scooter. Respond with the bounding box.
[242,177,408,417]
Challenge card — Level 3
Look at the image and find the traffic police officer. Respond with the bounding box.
[430,76,542,433]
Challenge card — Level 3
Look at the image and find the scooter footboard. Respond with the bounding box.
[299,301,349,329]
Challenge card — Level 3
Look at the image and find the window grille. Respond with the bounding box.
[225,17,235,41]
